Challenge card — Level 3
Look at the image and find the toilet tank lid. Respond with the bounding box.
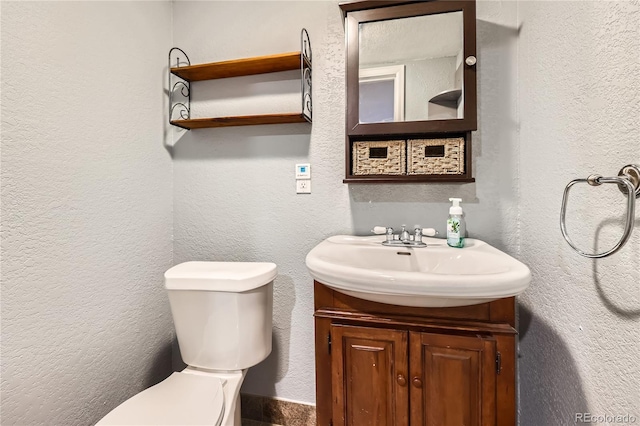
[165,261,277,291]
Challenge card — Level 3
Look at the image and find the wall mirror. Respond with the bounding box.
[340,1,477,183]
[341,1,476,137]
[360,11,463,123]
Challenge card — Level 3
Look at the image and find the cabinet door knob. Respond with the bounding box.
[397,374,407,386]
[412,377,423,388]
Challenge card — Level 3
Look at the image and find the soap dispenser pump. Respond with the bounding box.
[447,198,465,248]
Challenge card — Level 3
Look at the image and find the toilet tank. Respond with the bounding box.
[164,261,276,371]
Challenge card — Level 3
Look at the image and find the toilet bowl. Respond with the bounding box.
[97,261,277,426]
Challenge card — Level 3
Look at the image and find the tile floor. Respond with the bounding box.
[242,420,282,426]
[240,393,315,426]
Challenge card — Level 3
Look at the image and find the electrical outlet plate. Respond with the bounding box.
[296,163,311,179]
[296,179,311,194]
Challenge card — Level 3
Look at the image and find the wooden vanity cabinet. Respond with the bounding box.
[314,282,517,426]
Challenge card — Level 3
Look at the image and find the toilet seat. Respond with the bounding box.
[97,372,224,426]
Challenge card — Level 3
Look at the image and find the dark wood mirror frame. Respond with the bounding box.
[340,1,477,183]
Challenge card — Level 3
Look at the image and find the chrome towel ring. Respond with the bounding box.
[560,164,640,258]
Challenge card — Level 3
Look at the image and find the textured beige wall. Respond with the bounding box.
[517,1,640,424]
[1,2,174,425]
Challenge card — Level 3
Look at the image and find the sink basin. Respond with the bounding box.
[305,235,531,308]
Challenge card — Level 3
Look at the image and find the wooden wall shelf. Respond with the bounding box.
[168,30,312,130]
[170,52,302,82]
[170,113,309,130]
[344,175,475,184]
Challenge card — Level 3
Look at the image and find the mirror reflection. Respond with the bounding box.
[359,11,464,123]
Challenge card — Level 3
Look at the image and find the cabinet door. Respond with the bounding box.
[409,332,497,426]
[331,324,409,426]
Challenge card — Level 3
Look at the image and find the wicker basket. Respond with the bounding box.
[408,138,465,175]
[353,140,406,175]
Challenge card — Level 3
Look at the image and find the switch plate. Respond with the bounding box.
[296,163,311,179]
[296,179,311,194]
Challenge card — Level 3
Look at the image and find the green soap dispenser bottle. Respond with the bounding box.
[447,198,465,248]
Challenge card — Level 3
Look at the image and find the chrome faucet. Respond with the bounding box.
[399,225,410,242]
[372,225,437,248]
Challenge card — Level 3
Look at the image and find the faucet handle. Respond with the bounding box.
[420,228,437,237]
[373,226,395,242]
[372,226,390,235]
[413,227,437,244]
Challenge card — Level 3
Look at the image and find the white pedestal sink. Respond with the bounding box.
[305,235,531,308]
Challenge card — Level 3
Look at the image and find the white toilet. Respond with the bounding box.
[97,261,277,426]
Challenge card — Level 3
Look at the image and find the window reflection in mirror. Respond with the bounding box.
[358,11,464,124]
